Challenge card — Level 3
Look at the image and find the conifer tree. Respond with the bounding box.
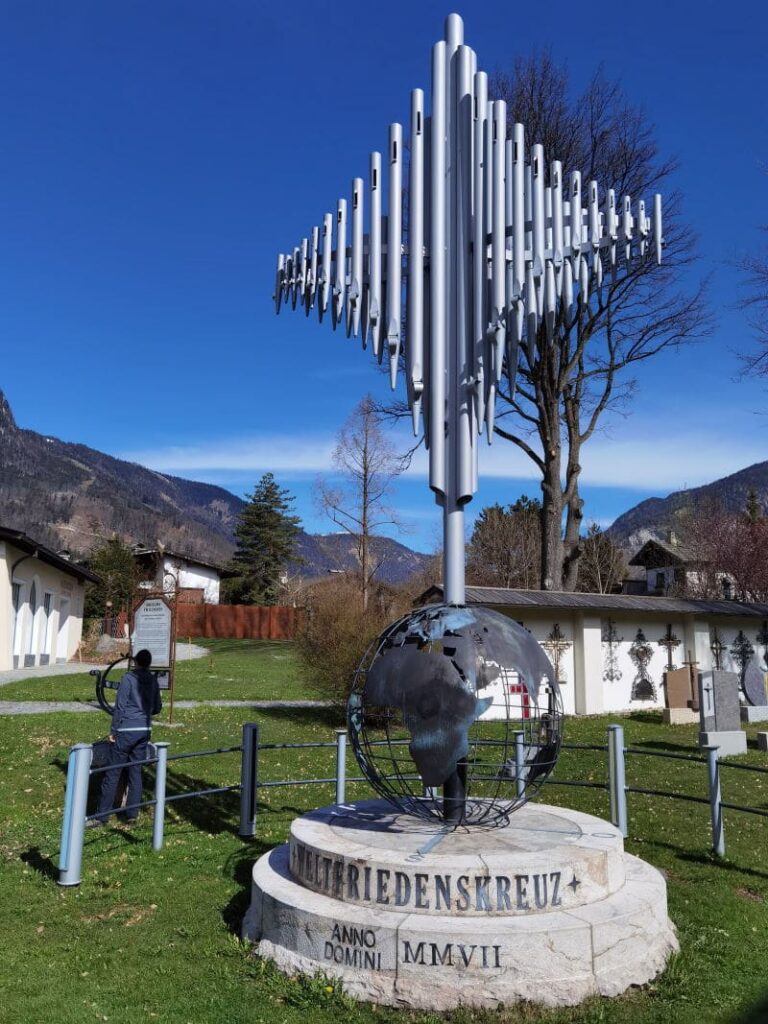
[225,473,302,605]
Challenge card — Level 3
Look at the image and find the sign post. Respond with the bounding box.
[131,593,177,722]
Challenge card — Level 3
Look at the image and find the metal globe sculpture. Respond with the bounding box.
[348,604,563,826]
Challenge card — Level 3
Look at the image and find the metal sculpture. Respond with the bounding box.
[602,617,622,684]
[272,13,663,613]
[542,623,572,681]
[710,628,726,671]
[629,629,657,702]
[657,623,680,672]
[730,629,755,681]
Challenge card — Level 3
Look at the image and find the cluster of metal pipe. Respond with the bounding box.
[272,15,663,603]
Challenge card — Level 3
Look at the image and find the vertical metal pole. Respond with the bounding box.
[239,722,259,838]
[607,724,628,837]
[705,745,725,857]
[152,742,169,852]
[335,729,347,805]
[58,743,92,887]
[514,730,526,799]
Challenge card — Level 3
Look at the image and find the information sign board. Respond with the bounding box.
[132,597,173,669]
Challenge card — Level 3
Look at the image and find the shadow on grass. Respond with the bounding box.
[626,711,667,725]
[731,992,768,1023]
[254,705,345,731]
[220,843,274,935]
[647,838,768,882]
[626,738,702,754]
[21,846,58,881]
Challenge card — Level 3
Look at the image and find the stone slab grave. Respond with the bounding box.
[243,800,678,1010]
[698,670,747,757]
[741,663,768,723]
[662,667,698,725]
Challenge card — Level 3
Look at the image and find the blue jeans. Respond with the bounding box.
[96,732,150,822]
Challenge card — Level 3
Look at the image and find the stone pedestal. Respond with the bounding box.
[740,705,768,724]
[662,707,698,725]
[243,800,678,1010]
[700,730,748,757]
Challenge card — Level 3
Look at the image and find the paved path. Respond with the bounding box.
[0,642,209,687]
[0,699,330,716]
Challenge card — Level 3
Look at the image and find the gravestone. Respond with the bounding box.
[740,662,768,723]
[662,668,698,725]
[698,670,747,757]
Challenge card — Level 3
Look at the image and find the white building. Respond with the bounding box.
[422,585,768,716]
[133,547,231,604]
[0,527,100,670]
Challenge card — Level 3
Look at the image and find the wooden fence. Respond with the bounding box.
[176,604,302,641]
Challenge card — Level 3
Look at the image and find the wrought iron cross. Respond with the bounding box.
[657,623,680,672]
[710,628,726,671]
[543,623,572,681]
[272,13,663,607]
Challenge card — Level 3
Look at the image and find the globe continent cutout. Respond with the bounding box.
[348,604,564,826]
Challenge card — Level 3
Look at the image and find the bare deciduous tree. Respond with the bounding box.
[576,523,627,594]
[317,395,406,611]
[737,175,768,373]
[489,56,712,591]
[675,499,768,602]
[466,497,541,589]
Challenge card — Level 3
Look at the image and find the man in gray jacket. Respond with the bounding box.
[90,649,162,826]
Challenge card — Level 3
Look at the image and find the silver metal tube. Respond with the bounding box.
[490,99,506,388]
[428,40,446,498]
[238,722,259,838]
[367,152,382,355]
[307,226,319,315]
[152,741,169,852]
[607,724,628,838]
[705,745,725,857]
[318,212,332,321]
[514,730,526,799]
[472,71,488,432]
[332,198,347,330]
[348,178,364,337]
[570,171,582,276]
[274,254,285,314]
[57,743,92,886]
[335,729,348,805]
[653,193,663,265]
[407,89,425,434]
[386,123,403,387]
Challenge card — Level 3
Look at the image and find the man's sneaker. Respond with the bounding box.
[84,818,105,828]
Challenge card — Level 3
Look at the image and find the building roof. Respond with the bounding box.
[133,546,237,578]
[628,538,695,568]
[419,584,768,620]
[0,527,101,584]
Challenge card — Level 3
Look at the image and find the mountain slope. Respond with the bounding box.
[0,390,428,583]
[608,460,768,550]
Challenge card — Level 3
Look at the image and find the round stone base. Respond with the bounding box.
[243,801,678,1010]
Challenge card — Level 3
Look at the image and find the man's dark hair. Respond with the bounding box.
[134,649,152,669]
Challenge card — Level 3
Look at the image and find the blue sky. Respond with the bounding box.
[1,0,767,554]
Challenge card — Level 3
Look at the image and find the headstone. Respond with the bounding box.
[757,732,768,752]
[662,668,698,725]
[741,663,768,722]
[698,670,747,757]
[742,662,767,706]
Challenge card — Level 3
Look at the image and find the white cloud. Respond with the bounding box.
[122,424,765,495]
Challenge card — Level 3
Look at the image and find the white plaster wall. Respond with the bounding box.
[1,543,86,668]
[163,558,221,604]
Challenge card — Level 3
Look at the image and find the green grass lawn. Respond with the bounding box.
[0,639,313,703]
[2,649,768,1023]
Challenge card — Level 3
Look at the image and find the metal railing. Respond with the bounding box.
[58,721,768,886]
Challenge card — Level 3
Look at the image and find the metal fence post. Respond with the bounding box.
[152,742,169,852]
[607,724,628,838]
[705,744,725,857]
[335,729,347,805]
[239,722,259,838]
[514,730,526,799]
[58,743,93,887]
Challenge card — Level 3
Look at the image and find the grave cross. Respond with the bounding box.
[271,13,664,609]
[542,623,572,682]
[657,623,680,672]
[709,628,726,671]
[756,620,768,670]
